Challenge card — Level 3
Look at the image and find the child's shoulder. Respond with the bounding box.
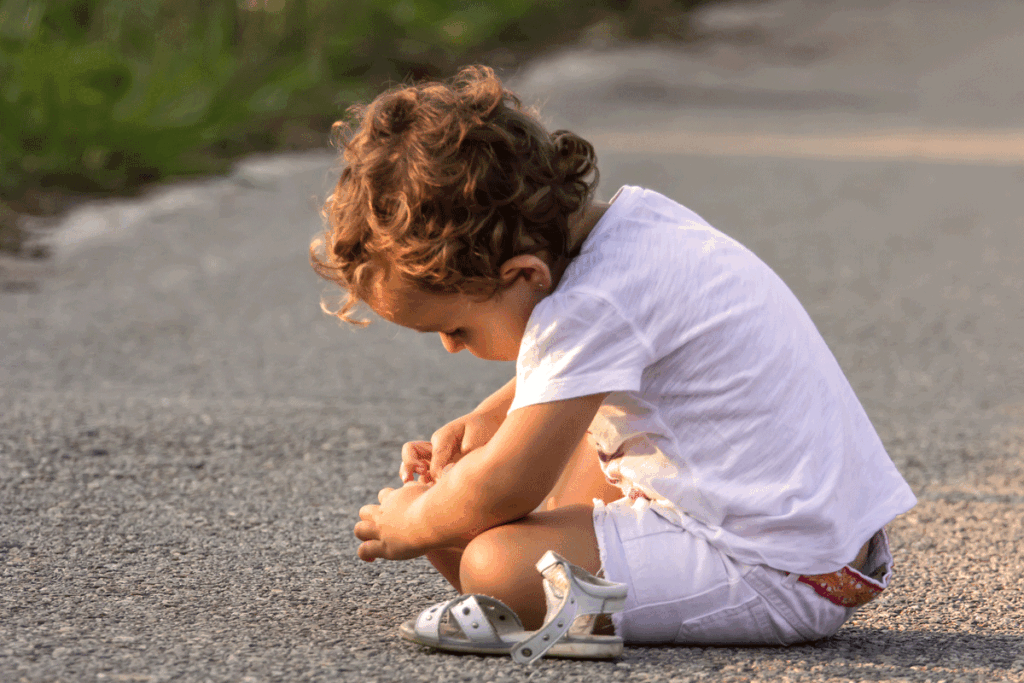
[546,188,692,313]
[551,185,778,331]
[569,186,745,279]
[584,186,726,250]
[611,185,708,221]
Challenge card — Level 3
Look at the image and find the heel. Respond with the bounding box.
[537,551,627,618]
[601,595,627,614]
[511,551,629,665]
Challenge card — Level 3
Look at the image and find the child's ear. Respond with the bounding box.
[498,254,552,289]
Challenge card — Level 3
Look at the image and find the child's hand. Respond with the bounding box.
[399,440,436,484]
[398,440,457,485]
[354,483,431,562]
[399,410,504,484]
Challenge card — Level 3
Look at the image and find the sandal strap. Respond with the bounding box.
[414,596,462,644]
[511,584,578,664]
[448,595,501,645]
[537,550,627,616]
[413,594,525,647]
[511,551,628,665]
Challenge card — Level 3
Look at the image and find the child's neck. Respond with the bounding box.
[570,200,611,252]
[550,200,611,288]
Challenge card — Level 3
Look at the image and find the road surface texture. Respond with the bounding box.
[2,1,1022,681]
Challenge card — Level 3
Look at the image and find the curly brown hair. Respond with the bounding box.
[310,65,599,326]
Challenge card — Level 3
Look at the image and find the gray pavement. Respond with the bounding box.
[2,1,1023,681]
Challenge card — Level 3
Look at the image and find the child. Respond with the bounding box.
[310,66,917,650]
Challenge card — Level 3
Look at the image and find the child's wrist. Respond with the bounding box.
[404,483,458,552]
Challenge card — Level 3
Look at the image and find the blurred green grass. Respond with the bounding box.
[0,0,712,256]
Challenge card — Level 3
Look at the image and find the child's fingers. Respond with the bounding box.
[429,424,463,480]
[401,440,432,460]
[354,504,383,564]
[357,540,383,562]
[377,487,395,504]
[353,518,376,539]
[406,468,434,485]
[358,503,379,521]
[400,460,432,483]
[400,441,432,482]
[400,469,430,484]
[354,504,385,561]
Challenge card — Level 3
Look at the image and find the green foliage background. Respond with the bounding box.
[0,0,710,254]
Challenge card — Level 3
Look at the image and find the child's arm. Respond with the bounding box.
[355,391,608,562]
[400,377,517,483]
[471,376,517,416]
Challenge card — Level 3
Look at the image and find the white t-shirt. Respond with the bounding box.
[510,186,917,575]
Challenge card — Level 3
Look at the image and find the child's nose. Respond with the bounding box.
[439,333,463,354]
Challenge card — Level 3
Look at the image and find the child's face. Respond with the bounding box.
[368,255,552,362]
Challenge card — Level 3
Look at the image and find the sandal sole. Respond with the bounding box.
[399,619,623,659]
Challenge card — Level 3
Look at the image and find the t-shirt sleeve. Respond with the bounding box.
[509,290,654,412]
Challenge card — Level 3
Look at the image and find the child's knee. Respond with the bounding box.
[458,525,527,595]
[459,528,506,583]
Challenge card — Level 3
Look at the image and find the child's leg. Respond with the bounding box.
[425,433,619,593]
[543,431,623,510]
[458,504,602,632]
[424,547,465,591]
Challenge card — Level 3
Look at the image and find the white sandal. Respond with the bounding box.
[399,550,627,665]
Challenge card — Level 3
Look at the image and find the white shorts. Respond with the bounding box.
[593,498,894,645]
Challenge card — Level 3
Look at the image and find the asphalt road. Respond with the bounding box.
[2,1,1022,681]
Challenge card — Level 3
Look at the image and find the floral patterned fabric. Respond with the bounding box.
[797,567,884,608]
[794,530,890,608]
